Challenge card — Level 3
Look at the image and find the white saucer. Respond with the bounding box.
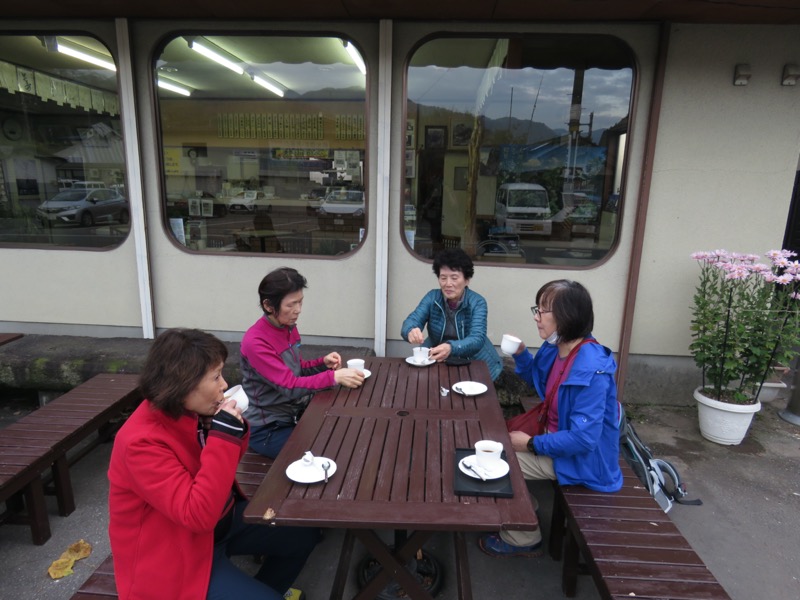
[458,455,509,480]
[285,457,337,483]
[362,369,371,378]
[452,381,488,396]
[406,356,435,367]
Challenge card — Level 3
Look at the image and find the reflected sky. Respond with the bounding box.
[408,65,632,133]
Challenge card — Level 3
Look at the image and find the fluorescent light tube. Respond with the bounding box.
[57,41,116,72]
[190,40,244,75]
[252,75,284,97]
[158,79,192,96]
[345,42,366,75]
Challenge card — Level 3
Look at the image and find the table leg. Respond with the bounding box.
[330,529,356,600]
[353,529,435,600]
[453,531,473,600]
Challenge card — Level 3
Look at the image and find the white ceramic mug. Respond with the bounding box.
[347,358,365,372]
[412,346,430,364]
[500,334,522,356]
[223,384,249,412]
[474,440,503,469]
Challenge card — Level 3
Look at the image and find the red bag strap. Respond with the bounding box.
[540,337,597,423]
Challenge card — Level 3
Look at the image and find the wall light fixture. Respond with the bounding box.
[252,74,284,97]
[781,64,799,86]
[188,38,244,76]
[157,78,192,96]
[56,39,116,72]
[345,42,367,75]
[733,64,751,86]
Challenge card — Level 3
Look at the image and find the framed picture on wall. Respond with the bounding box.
[406,119,416,148]
[453,166,468,190]
[425,126,447,150]
[450,119,473,148]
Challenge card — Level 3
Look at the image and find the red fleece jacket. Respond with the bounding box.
[108,400,247,600]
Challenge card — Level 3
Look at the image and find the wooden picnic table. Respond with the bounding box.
[243,357,538,600]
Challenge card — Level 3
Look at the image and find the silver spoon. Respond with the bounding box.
[465,461,487,481]
[322,461,330,483]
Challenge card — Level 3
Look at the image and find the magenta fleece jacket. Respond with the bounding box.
[240,315,336,428]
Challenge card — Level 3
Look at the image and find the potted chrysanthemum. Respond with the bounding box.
[689,249,800,444]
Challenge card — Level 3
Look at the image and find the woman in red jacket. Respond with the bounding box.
[108,328,318,600]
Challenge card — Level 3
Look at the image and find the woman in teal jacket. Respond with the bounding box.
[480,279,622,557]
[401,248,502,380]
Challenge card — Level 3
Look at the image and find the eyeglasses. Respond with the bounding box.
[531,306,552,318]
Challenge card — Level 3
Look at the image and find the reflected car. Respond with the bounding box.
[36,188,129,227]
[227,190,273,213]
[306,187,329,213]
[318,190,365,217]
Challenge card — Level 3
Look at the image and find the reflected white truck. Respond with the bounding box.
[494,183,552,236]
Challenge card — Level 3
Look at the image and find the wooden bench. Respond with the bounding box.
[0,333,23,347]
[0,373,141,544]
[70,448,274,599]
[548,461,732,599]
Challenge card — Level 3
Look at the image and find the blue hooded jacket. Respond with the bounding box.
[401,287,503,380]
[514,338,622,492]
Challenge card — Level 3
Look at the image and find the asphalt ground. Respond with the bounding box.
[1,391,799,600]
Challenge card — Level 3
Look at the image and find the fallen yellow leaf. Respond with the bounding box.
[47,558,74,579]
[48,539,93,579]
[60,539,92,561]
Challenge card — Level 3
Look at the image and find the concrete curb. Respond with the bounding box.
[0,335,374,392]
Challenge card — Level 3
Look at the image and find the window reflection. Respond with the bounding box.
[0,35,128,248]
[405,36,632,266]
[156,35,368,255]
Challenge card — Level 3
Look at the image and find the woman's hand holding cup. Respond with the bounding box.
[217,397,243,422]
[334,368,364,388]
[501,334,522,356]
[407,327,424,345]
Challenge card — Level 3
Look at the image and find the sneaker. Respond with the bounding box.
[478,533,543,558]
[283,588,305,600]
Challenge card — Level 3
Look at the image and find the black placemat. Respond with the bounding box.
[453,448,513,498]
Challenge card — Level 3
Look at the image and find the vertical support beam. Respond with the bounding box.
[115,18,156,339]
[616,23,671,400]
[373,19,393,357]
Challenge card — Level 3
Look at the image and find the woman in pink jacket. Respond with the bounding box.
[241,267,364,458]
[108,328,317,600]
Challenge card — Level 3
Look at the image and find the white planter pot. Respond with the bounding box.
[694,387,761,445]
[756,381,788,403]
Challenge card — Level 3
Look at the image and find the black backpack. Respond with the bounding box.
[618,405,702,512]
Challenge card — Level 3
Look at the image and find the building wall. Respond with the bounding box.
[1,20,799,406]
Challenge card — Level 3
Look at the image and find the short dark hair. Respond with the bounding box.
[258,267,307,315]
[536,280,594,342]
[432,248,474,280]
[139,328,228,419]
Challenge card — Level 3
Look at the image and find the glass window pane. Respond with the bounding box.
[156,35,367,255]
[405,35,633,267]
[0,35,129,248]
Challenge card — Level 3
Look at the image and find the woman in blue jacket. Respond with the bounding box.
[401,248,502,380]
[480,279,622,557]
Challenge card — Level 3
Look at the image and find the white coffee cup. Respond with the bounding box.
[223,384,249,412]
[347,358,365,372]
[501,334,522,356]
[474,440,503,469]
[412,346,430,364]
